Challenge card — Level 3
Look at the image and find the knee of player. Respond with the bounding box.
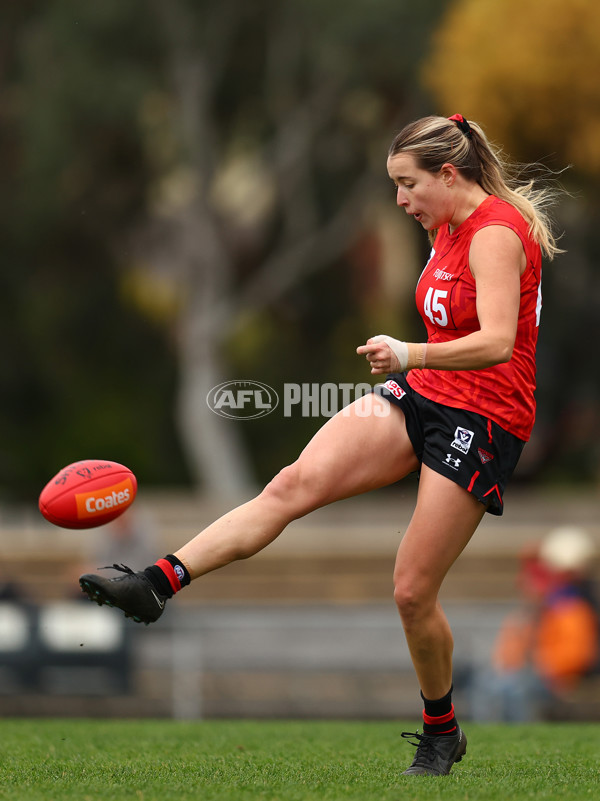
[262,463,298,500]
[393,575,432,624]
[261,462,327,512]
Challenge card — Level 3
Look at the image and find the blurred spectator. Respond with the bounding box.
[471,526,599,721]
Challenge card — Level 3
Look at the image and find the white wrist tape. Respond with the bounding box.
[371,335,427,371]
[371,335,409,371]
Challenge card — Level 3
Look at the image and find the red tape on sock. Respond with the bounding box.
[155,558,182,593]
[423,704,455,726]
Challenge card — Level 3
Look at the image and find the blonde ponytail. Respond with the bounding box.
[388,115,564,260]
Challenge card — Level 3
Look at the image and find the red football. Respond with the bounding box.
[39,459,137,529]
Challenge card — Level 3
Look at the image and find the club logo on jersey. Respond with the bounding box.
[478,448,494,464]
[444,454,461,470]
[382,379,406,400]
[451,427,475,454]
[433,267,454,281]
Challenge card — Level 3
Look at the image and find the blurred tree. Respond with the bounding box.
[423,0,600,170]
[1,0,451,497]
[423,0,600,484]
[127,0,448,493]
[0,1,188,494]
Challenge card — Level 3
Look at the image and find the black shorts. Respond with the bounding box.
[374,373,526,516]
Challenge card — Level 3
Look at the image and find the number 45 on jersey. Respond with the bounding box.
[424,287,449,327]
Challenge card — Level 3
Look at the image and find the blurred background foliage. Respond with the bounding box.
[2,0,599,500]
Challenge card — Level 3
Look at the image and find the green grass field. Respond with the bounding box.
[1,719,598,801]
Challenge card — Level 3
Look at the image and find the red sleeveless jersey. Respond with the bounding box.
[407,195,542,441]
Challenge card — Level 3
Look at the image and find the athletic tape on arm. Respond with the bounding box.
[371,335,409,371]
[371,335,427,371]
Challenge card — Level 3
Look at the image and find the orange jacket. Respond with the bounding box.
[533,596,598,690]
[493,596,599,691]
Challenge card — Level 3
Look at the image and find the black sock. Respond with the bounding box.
[421,686,458,736]
[143,554,191,599]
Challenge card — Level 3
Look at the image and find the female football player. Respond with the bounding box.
[80,114,563,776]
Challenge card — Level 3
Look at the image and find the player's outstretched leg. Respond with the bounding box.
[80,393,418,623]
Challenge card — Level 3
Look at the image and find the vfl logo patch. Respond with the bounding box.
[444,454,461,471]
[478,448,494,464]
[451,427,475,454]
